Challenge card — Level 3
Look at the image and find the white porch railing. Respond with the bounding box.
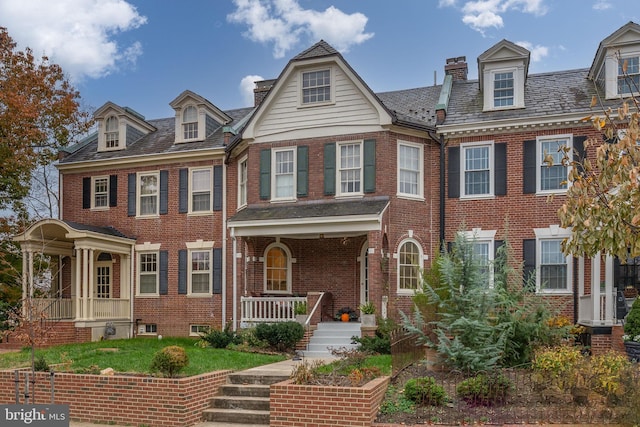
[240,296,306,326]
[30,298,73,320]
[91,298,131,319]
[578,293,615,324]
[29,298,130,321]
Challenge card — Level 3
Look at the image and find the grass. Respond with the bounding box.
[0,337,287,376]
[316,353,392,376]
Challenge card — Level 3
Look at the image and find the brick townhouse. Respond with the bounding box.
[11,21,640,351]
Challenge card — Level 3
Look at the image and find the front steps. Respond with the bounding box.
[301,321,361,358]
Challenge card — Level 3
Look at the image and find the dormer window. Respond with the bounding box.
[618,56,640,95]
[105,116,119,148]
[182,106,198,140]
[493,72,514,107]
[301,69,331,105]
[478,40,529,112]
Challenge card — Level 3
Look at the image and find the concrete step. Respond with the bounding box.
[202,408,270,425]
[210,395,269,411]
[227,372,289,385]
[217,383,270,398]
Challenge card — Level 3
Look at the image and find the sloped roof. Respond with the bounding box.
[377,86,441,128]
[292,40,339,60]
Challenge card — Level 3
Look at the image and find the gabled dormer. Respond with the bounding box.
[170,90,232,144]
[589,21,640,100]
[94,102,155,152]
[478,40,530,112]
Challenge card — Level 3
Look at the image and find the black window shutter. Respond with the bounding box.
[523,239,536,290]
[159,170,168,215]
[573,136,587,177]
[297,145,308,197]
[178,249,187,295]
[363,139,376,193]
[324,142,336,195]
[494,143,507,196]
[178,168,188,213]
[259,149,271,200]
[213,165,222,211]
[159,250,168,295]
[447,146,460,198]
[82,177,91,209]
[213,248,222,294]
[109,175,118,207]
[127,173,136,216]
[523,140,537,194]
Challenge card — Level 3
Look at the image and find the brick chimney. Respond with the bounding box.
[444,56,468,81]
[254,79,276,106]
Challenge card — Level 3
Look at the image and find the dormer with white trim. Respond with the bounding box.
[169,90,232,144]
[478,40,530,112]
[94,102,156,152]
[589,21,640,100]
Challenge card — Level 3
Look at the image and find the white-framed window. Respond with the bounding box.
[238,156,248,208]
[338,141,362,196]
[138,324,157,335]
[182,105,198,140]
[397,239,423,294]
[190,324,210,337]
[537,135,571,193]
[493,71,514,107]
[95,261,112,298]
[618,56,640,95]
[138,172,159,216]
[397,141,423,198]
[92,176,109,209]
[105,116,119,148]
[482,66,524,111]
[190,167,212,212]
[460,228,497,288]
[534,226,572,293]
[461,142,493,197]
[272,148,296,200]
[138,252,159,295]
[301,69,331,105]
[190,250,212,294]
[264,242,292,293]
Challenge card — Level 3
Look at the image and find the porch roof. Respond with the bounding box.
[228,197,389,238]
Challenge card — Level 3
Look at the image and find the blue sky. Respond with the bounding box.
[1,0,638,120]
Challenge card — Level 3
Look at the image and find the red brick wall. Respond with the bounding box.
[0,369,230,427]
[270,376,390,427]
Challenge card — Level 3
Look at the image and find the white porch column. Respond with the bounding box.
[88,249,94,320]
[578,256,585,297]
[21,248,28,304]
[82,248,89,319]
[605,254,614,323]
[75,250,81,319]
[591,252,601,322]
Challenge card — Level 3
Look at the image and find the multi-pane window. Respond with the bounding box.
[494,72,514,107]
[190,250,211,294]
[265,245,289,292]
[139,252,158,294]
[95,264,111,298]
[139,172,159,216]
[540,239,568,291]
[191,168,212,212]
[399,241,421,291]
[182,106,198,140]
[274,149,295,199]
[105,116,119,148]
[302,69,331,104]
[239,158,248,207]
[398,143,421,196]
[464,145,490,196]
[473,241,492,287]
[539,138,568,191]
[339,143,362,194]
[618,56,640,95]
[93,176,109,208]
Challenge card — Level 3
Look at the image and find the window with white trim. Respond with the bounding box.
[460,228,497,288]
[462,143,493,197]
[618,56,640,95]
[302,69,331,104]
[92,176,109,209]
[538,135,570,193]
[264,243,291,293]
[190,324,210,336]
[138,252,158,295]
[338,142,362,196]
[272,148,295,200]
[105,116,119,148]
[190,168,212,212]
[398,141,423,198]
[138,172,159,216]
[493,72,514,107]
[95,261,111,298]
[190,250,211,294]
[238,156,248,208]
[534,226,572,293]
[397,239,423,293]
[182,106,198,140]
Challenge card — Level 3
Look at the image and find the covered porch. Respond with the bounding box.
[13,219,135,341]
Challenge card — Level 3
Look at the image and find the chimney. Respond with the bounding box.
[444,56,468,81]
[253,79,276,106]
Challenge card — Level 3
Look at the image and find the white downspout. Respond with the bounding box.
[221,162,227,327]
[129,245,135,338]
[231,228,237,331]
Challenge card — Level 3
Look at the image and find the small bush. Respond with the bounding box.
[34,355,49,372]
[403,376,448,406]
[255,321,304,352]
[150,345,189,377]
[456,372,512,405]
[378,385,415,415]
[353,334,390,354]
[589,351,631,402]
[199,323,237,349]
[531,345,583,393]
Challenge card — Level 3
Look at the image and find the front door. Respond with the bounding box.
[95,262,111,298]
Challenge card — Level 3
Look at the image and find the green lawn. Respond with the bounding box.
[0,337,287,376]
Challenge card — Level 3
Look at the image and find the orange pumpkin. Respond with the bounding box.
[341,313,350,322]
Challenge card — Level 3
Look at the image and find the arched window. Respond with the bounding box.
[264,243,291,293]
[182,106,198,140]
[105,116,119,148]
[398,239,423,293]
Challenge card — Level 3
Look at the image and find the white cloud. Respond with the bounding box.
[240,74,265,107]
[515,41,549,62]
[593,0,612,10]
[228,0,374,58]
[444,0,547,33]
[0,0,146,81]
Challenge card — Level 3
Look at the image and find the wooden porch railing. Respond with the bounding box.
[30,298,130,321]
[240,296,307,325]
[30,298,73,320]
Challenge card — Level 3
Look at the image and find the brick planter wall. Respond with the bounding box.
[0,369,231,427]
[270,376,390,427]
